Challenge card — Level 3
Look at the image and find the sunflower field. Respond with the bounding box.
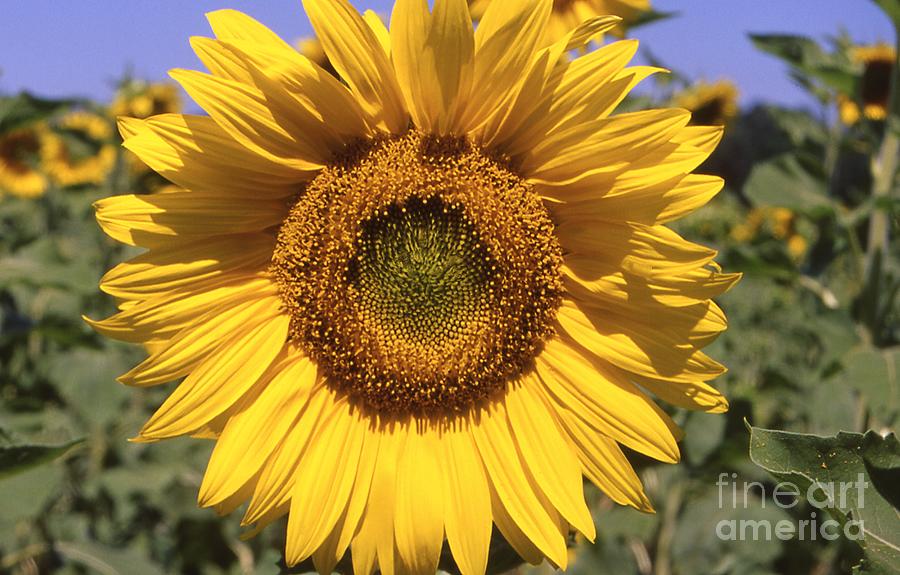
[0,1,898,575]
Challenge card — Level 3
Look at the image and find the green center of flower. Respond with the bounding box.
[271,131,562,416]
[349,197,495,349]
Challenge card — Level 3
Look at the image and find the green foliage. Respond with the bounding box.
[749,34,857,101]
[0,92,78,132]
[0,439,82,480]
[744,154,834,216]
[749,426,900,574]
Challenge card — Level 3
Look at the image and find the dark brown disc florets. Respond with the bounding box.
[270,130,562,416]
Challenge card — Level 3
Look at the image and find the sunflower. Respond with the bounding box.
[0,124,48,198]
[111,81,182,120]
[839,43,895,124]
[42,111,116,187]
[469,0,651,44]
[730,207,807,260]
[89,1,736,573]
[112,82,183,177]
[674,80,739,127]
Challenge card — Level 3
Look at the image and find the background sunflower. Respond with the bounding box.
[0,123,48,198]
[41,111,116,187]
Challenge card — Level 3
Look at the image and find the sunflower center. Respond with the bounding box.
[862,59,892,109]
[271,131,562,416]
[1,131,40,173]
[690,97,726,126]
[350,197,494,348]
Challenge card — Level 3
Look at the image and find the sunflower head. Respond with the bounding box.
[90,1,736,573]
[271,130,563,415]
[0,124,48,198]
[111,81,182,119]
[841,42,896,123]
[674,80,739,126]
[42,111,115,187]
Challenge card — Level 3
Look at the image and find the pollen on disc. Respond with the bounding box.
[270,131,563,416]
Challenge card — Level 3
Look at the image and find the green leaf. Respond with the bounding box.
[0,92,75,133]
[745,153,834,215]
[750,34,826,69]
[749,426,900,573]
[684,411,727,465]
[671,486,791,575]
[841,347,899,427]
[750,34,858,96]
[0,463,65,543]
[46,347,133,425]
[0,439,82,480]
[628,9,676,29]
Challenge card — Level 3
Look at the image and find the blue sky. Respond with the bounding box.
[0,1,894,111]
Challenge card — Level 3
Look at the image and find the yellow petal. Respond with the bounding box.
[522,108,690,185]
[439,423,492,575]
[119,115,309,197]
[100,233,273,300]
[540,124,724,201]
[557,221,717,276]
[170,69,325,170]
[211,471,260,516]
[478,15,623,149]
[632,373,729,413]
[391,0,474,134]
[119,293,282,387]
[499,40,640,156]
[394,424,445,575]
[557,299,726,384]
[546,388,653,511]
[536,337,680,463]
[206,10,372,141]
[472,398,569,567]
[352,422,405,575]
[563,264,740,309]
[302,0,408,132]
[560,174,725,226]
[243,384,333,526]
[489,482,544,565]
[542,49,654,132]
[286,396,367,565]
[457,0,551,132]
[363,10,391,55]
[313,424,381,573]
[196,38,359,154]
[139,312,289,439]
[199,350,316,507]
[94,190,286,247]
[205,9,288,46]
[506,381,595,540]
[190,35,254,84]
[86,275,271,344]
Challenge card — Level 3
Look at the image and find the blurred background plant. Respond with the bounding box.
[0,1,897,574]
